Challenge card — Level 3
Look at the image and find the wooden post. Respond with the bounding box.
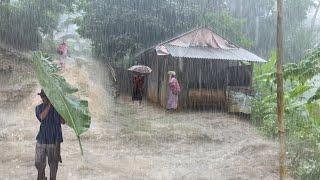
[276,0,286,179]
[160,56,169,108]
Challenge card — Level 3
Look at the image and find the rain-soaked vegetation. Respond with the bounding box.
[1,0,320,179]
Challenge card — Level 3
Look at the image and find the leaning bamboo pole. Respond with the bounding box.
[276,0,286,179]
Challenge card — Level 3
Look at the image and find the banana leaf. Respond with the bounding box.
[33,52,91,155]
[306,101,320,126]
[288,84,312,99]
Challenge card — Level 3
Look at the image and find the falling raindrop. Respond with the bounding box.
[0,0,320,179]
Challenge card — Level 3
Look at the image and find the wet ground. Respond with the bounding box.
[0,54,285,179]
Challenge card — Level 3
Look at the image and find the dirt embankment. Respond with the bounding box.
[0,46,36,108]
[0,50,289,179]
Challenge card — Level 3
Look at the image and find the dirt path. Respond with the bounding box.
[0,55,285,179]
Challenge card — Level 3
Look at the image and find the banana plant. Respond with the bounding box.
[33,52,91,155]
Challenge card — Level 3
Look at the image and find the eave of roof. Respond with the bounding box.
[164,45,266,62]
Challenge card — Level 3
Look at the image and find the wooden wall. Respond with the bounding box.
[138,51,253,109]
[114,67,132,94]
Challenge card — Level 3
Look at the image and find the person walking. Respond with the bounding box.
[167,71,180,111]
[35,89,65,180]
[57,42,68,69]
[132,73,145,105]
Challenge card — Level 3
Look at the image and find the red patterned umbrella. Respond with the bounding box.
[128,65,152,74]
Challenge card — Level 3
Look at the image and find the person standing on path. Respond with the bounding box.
[35,89,65,180]
[167,71,180,112]
[132,73,145,105]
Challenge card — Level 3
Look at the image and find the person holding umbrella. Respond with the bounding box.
[132,73,144,105]
[128,65,152,105]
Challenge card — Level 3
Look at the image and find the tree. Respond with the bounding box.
[311,0,320,33]
[227,0,275,56]
[77,0,203,62]
[228,0,315,62]
[203,11,252,48]
[0,0,77,49]
[77,0,250,64]
[283,0,314,62]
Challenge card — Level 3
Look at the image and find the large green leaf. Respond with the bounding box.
[33,52,91,155]
[289,84,312,99]
[306,102,320,126]
[253,51,276,78]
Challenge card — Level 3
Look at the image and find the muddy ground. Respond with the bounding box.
[0,50,287,179]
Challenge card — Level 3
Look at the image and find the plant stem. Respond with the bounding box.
[77,135,84,155]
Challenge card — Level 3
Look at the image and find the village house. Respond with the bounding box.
[135,27,266,113]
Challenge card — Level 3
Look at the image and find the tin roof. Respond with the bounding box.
[162,45,266,62]
[144,27,266,63]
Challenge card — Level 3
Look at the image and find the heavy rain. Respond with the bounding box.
[0,0,320,179]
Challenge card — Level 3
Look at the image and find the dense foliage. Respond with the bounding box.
[0,0,75,49]
[78,0,197,61]
[203,11,252,48]
[76,0,319,63]
[2,0,316,61]
[229,0,318,62]
[77,0,250,63]
[252,49,320,178]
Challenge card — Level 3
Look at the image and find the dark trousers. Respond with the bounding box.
[132,88,143,101]
[35,143,59,180]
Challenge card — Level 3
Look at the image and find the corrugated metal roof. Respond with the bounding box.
[164,45,266,62]
[136,27,266,63]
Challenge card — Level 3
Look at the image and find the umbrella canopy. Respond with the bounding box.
[128,65,152,74]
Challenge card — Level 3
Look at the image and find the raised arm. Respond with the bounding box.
[36,103,51,121]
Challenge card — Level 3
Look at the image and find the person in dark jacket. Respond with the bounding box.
[35,89,65,180]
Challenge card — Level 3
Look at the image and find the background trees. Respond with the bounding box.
[77,0,201,62]
[228,0,318,62]
[77,0,250,63]
[76,0,319,63]
[0,0,76,49]
[2,0,317,63]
